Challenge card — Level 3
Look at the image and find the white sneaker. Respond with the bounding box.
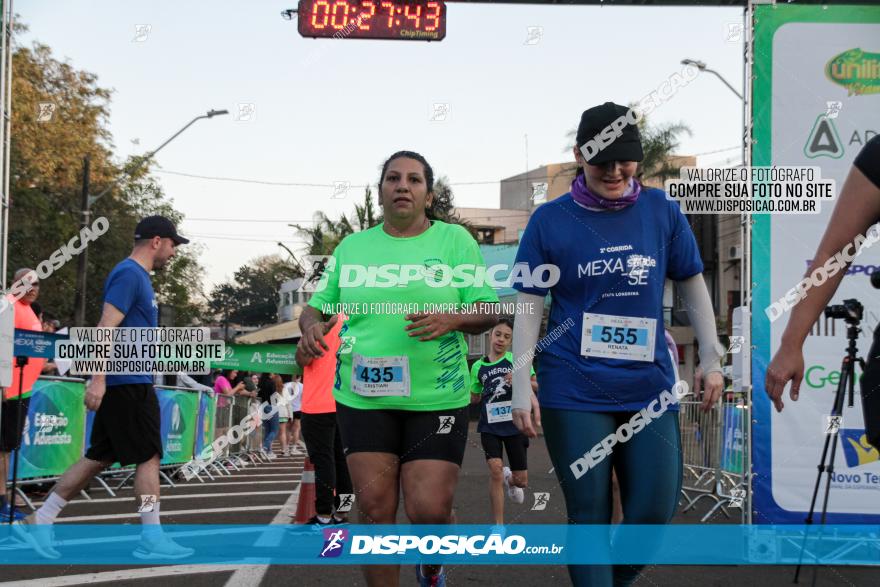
[132,534,195,560]
[503,467,525,504]
[509,486,525,504]
[12,515,60,559]
[282,449,290,457]
[266,452,278,460]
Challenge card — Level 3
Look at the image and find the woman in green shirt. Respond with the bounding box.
[299,151,499,587]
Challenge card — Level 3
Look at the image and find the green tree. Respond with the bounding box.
[7,29,206,326]
[209,255,298,328]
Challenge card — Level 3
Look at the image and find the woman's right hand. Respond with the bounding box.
[301,314,339,358]
[765,342,805,413]
[513,408,537,439]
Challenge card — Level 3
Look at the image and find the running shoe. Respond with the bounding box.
[0,503,28,521]
[288,515,334,531]
[11,514,61,559]
[132,534,195,560]
[489,524,506,538]
[415,564,446,587]
[282,449,290,457]
[266,452,278,460]
[503,467,525,504]
[331,515,349,525]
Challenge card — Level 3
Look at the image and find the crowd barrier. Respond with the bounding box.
[679,390,751,523]
[4,377,274,506]
[7,378,752,522]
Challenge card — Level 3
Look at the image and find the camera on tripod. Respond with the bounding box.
[824,298,863,323]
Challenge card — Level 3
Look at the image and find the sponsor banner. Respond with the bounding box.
[0,525,878,565]
[211,343,301,376]
[7,378,86,480]
[157,388,199,466]
[13,329,67,359]
[721,404,745,475]
[195,391,217,459]
[752,4,880,523]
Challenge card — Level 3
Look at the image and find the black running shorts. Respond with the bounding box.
[480,432,529,471]
[0,398,30,452]
[335,403,469,466]
[85,383,163,467]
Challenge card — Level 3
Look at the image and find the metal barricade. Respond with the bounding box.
[679,389,751,523]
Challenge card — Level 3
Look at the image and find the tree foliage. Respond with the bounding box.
[7,30,206,326]
[208,255,298,328]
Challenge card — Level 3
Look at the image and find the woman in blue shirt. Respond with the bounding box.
[510,102,725,587]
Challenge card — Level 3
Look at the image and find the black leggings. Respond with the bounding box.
[301,412,353,516]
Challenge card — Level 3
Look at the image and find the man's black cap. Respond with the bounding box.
[576,102,644,166]
[134,215,190,245]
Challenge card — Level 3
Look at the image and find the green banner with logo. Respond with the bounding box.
[157,388,199,466]
[211,343,301,375]
[195,391,216,459]
[8,378,86,480]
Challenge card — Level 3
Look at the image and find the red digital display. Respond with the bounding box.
[297,0,446,41]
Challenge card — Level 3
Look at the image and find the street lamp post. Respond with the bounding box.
[681,58,745,167]
[73,109,229,326]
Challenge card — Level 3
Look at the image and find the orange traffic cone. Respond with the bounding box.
[292,456,317,523]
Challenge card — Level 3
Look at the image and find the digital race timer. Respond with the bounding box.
[297,0,446,41]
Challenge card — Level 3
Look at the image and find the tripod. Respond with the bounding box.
[793,320,864,583]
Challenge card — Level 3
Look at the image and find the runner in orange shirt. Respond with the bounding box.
[1,268,46,521]
[293,313,353,526]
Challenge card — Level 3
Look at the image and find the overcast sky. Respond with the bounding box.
[18,1,744,289]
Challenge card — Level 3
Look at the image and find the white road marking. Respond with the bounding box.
[224,485,302,586]
[34,491,292,506]
[57,505,281,522]
[0,564,243,586]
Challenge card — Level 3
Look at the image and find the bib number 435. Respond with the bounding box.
[358,366,395,383]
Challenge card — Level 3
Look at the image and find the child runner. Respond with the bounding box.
[470,318,539,526]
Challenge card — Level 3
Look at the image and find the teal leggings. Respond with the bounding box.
[541,407,682,587]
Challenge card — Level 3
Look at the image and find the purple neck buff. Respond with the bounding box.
[570,173,641,211]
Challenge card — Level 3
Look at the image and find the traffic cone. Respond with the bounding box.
[292,456,317,523]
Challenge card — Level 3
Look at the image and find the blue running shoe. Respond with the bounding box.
[0,503,27,521]
[415,564,446,586]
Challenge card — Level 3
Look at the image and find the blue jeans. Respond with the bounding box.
[541,407,682,587]
[262,411,280,453]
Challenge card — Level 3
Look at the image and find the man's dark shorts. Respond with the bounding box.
[0,398,30,452]
[85,384,163,466]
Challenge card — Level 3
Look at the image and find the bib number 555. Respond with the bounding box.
[599,326,638,345]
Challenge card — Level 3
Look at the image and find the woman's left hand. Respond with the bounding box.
[700,370,724,412]
[404,312,460,341]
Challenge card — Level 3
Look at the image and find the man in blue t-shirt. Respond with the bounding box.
[15,216,194,560]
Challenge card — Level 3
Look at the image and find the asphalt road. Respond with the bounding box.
[0,423,875,587]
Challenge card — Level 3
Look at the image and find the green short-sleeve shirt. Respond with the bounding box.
[308,220,499,411]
